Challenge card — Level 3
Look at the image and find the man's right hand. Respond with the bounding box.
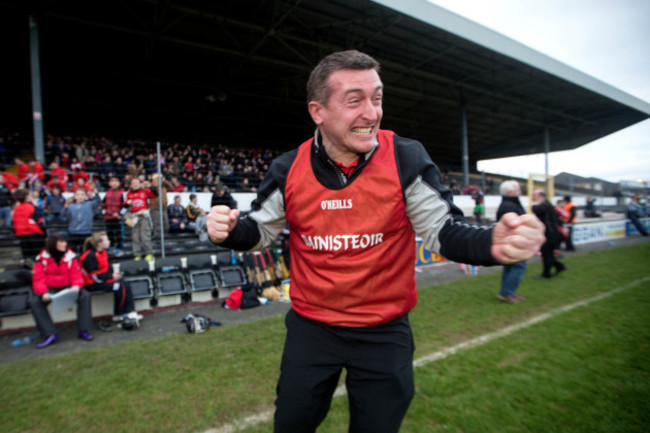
[207,206,240,244]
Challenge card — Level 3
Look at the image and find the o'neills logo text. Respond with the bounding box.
[321,199,353,210]
[301,233,384,251]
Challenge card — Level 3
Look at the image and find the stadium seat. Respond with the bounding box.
[215,250,246,288]
[119,260,154,300]
[185,254,219,295]
[0,268,33,317]
[154,257,187,296]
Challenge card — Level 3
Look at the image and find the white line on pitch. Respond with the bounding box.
[205,276,649,433]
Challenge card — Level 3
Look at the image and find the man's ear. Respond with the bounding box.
[308,101,324,125]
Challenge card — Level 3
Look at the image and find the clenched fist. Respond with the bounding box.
[207,206,241,244]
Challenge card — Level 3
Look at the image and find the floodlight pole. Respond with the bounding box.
[29,15,45,163]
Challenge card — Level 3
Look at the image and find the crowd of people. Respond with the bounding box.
[0,133,282,261]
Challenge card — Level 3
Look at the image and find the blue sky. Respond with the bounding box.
[428,0,650,183]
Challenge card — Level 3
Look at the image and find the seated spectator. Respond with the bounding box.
[1,169,19,191]
[186,193,207,237]
[80,231,141,323]
[15,157,30,183]
[170,176,184,193]
[211,184,236,208]
[44,185,68,224]
[49,161,69,186]
[584,197,601,218]
[28,158,46,183]
[47,174,67,193]
[12,188,46,262]
[0,174,14,227]
[167,195,190,233]
[30,232,93,348]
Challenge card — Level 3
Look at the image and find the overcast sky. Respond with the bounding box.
[428,0,650,183]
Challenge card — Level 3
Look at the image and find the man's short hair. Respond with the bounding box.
[189,194,197,200]
[306,50,381,106]
[499,180,520,196]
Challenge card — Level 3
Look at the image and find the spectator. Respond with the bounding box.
[12,188,46,262]
[626,198,649,236]
[80,231,141,323]
[0,174,14,227]
[210,184,236,208]
[532,189,567,279]
[167,195,189,233]
[15,157,30,183]
[49,161,69,186]
[47,174,67,193]
[149,176,173,235]
[43,185,68,224]
[102,176,126,256]
[28,158,46,183]
[562,195,577,251]
[63,187,97,254]
[1,169,19,191]
[30,232,93,348]
[143,153,157,175]
[125,177,157,261]
[186,193,208,239]
[496,180,527,304]
[584,196,601,218]
[170,176,184,193]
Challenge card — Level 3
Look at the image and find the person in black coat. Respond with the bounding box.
[532,189,567,279]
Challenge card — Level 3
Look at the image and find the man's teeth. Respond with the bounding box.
[352,127,372,135]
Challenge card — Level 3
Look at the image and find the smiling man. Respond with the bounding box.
[207,50,544,432]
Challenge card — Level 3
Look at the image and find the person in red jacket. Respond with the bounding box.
[29,232,94,348]
[80,231,140,324]
[11,188,46,262]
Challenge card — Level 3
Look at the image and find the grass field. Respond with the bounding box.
[1,241,649,433]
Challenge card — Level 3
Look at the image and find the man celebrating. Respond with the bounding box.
[207,50,544,433]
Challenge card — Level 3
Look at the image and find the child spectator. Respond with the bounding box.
[12,188,46,262]
[63,187,96,254]
[125,177,157,261]
[80,231,141,323]
[167,195,189,233]
[30,232,93,348]
[102,177,125,256]
[44,185,67,224]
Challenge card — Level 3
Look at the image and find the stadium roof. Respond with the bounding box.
[2,0,649,170]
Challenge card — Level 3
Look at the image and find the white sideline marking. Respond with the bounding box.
[205,276,649,433]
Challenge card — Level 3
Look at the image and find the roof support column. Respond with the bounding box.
[544,127,550,176]
[29,15,45,163]
[461,103,469,187]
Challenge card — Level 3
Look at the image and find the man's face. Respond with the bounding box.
[308,68,383,163]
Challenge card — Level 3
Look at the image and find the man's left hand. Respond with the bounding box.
[491,212,545,264]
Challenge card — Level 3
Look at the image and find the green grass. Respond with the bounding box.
[1,242,649,433]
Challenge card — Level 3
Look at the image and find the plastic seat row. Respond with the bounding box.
[119,251,247,304]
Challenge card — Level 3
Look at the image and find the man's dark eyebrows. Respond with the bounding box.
[343,85,384,97]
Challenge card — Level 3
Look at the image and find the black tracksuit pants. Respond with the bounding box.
[274,309,415,433]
